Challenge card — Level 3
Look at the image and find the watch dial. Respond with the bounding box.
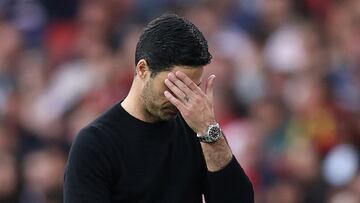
[209,127,221,140]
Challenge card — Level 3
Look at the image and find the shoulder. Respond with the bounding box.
[67,124,118,176]
[73,102,124,143]
[69,125,110,160]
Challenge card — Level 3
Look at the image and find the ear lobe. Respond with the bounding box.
[136,59,150,79]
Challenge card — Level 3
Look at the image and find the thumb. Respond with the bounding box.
[205,75,216,98]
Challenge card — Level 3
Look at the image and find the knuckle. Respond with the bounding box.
[183,110,190,117]
[194,96,201,103]
[199,93,205,99]
[187,104,194,110]
[177,80,184,86]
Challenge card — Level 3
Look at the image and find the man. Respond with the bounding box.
[64,14,254,203]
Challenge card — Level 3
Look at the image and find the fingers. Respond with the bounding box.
[165,71,211,106]
[205,75,216,99]
[164,79,188,103]
[167,72,193,96]
[174,71,202,93]
[164,91,186,112]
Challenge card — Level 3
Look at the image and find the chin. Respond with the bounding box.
[159,112,178,121]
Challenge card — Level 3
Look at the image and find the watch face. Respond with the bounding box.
[209,126,221,140]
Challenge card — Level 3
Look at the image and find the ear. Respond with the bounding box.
[135,59,150,80]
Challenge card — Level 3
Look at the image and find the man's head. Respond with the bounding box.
[133,14,212,122]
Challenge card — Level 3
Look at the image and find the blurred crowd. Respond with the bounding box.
[0,0,359,202]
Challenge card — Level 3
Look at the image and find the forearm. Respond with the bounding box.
[201,133,254,202]
[200,133,233,172]
[204,155,254,203]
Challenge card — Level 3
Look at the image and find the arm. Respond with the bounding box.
[204,154,254,203]
[164,71,254,202]
[64,126,112,203]
[200,134,232,171]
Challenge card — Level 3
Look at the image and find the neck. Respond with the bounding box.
[121,81,155,123]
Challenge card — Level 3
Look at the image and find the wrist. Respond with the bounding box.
[197,120,217,135]
[197,122,222,143]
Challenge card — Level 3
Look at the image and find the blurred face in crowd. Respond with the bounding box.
[139,63,203,122]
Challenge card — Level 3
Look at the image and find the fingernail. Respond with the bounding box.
[175,71,182,76]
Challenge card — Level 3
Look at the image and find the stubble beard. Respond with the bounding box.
[142,80,175,122]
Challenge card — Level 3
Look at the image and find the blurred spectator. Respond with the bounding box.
[0,153,19,203]
[20,147,66,203]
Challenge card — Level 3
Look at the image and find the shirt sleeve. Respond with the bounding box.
[64,126,113,203]
[203,156,254,203]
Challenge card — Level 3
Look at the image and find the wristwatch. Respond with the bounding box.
[197,123,222,143]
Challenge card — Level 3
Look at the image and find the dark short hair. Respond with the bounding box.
[135,14,212,76]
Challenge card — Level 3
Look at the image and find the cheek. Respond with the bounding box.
[159,86,173,104]
[155,83,169,97]
[146,84,166,104]
[149,77,171,103]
